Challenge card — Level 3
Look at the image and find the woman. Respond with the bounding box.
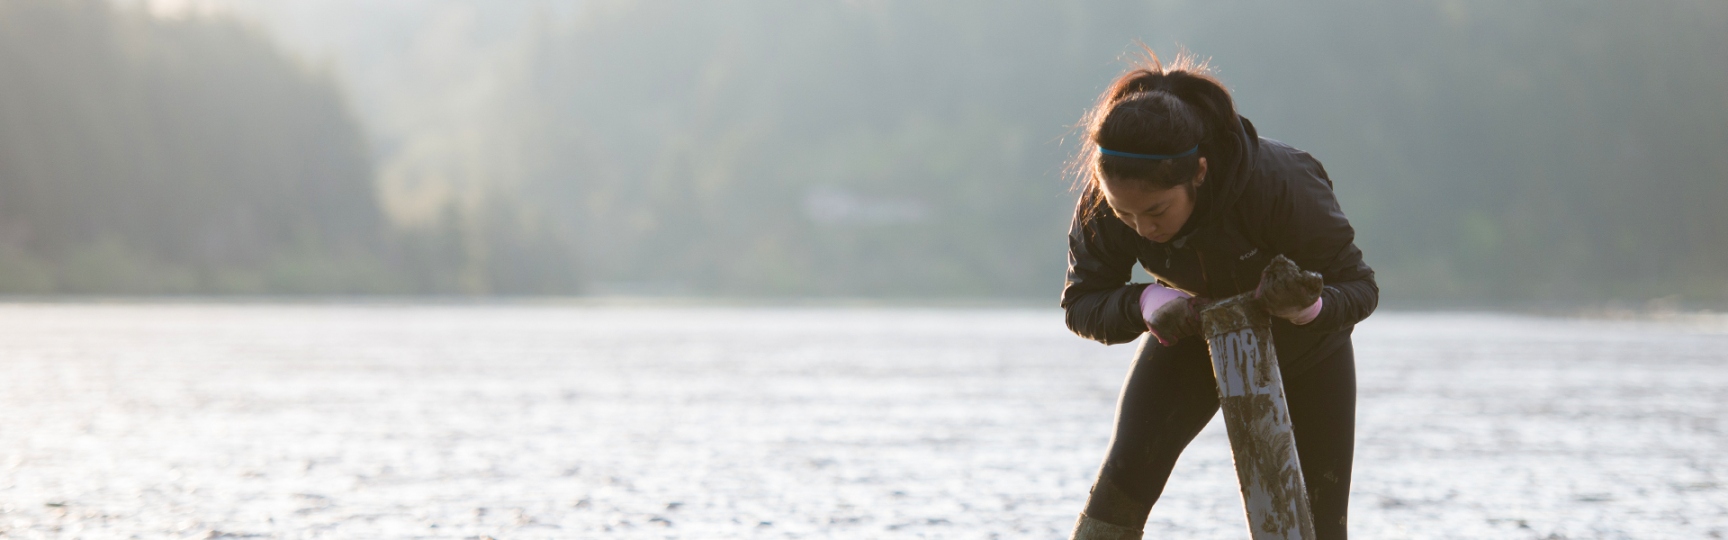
[1062,54,1378,540]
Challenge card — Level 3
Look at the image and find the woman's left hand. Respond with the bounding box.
[1256,255,1323,322]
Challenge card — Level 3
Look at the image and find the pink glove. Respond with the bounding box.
[1139,283,1192,323]
[1256,255,1325,325]
[1289,297,1322,325]
[1140,284,1196,346]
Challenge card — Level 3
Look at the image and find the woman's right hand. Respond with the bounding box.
[1147,296,1208,346]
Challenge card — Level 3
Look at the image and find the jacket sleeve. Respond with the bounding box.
[1060,195,1152,345]
[1258,154,1379,333]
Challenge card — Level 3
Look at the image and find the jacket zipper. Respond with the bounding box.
[1196,250,1212,297]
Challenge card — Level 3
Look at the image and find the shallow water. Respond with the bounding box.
[0,304,1723,539]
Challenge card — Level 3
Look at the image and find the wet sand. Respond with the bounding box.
[0,304,1723,538]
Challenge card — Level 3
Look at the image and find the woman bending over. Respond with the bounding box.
[1062,54,1378,540]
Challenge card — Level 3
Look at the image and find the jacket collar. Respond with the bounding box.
[1167,115,1260,247]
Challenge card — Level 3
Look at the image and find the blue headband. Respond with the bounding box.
[1098,145,1199,160]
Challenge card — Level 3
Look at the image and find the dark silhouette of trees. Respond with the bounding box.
[0,0,388,292]
[1,0,1722,304]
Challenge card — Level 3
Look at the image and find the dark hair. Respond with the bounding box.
[1071,50,1243,214]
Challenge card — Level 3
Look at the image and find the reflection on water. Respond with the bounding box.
[0,304,1723,538]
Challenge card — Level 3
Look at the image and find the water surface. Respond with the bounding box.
[0,304,1723,538]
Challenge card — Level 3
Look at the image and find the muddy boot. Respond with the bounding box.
[1070,474,1147,540]
[1071,513,1142,540]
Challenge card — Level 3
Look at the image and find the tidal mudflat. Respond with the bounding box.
[0,304,1723,538]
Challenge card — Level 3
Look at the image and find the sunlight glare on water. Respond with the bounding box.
[0,304,1724,538]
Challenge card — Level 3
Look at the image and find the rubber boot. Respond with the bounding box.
[1071,514,1143,540]
[1070,474,1147,540]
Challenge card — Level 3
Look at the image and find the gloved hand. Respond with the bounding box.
[1255,254,1324,323]
[1147,296,1209,346]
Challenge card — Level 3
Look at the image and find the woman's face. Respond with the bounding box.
[1098,157,1207,244]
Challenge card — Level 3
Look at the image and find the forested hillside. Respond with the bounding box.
[0,0,580,294]
[0,0,386,292]
[516,0,1727,303]
[2,0,1724,304]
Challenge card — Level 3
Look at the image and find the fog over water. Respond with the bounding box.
[5,0,1725,302]
[1,304,1723,538]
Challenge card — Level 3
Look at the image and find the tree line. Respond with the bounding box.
[0,0,578,294]
[1,0,1723,305]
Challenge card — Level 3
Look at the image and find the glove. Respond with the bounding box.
[1255,255,1324,324]
[1147,295,1209,346]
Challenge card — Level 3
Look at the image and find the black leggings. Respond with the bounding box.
[1082,336,1356,539]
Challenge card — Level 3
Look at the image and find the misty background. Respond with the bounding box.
[2,0,1724,305]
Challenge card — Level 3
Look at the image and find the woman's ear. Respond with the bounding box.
[1193,157,1209,187]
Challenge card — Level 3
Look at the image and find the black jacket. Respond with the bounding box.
[1061,117,1378,371]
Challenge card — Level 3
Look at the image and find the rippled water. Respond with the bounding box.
[0,303,1724,539]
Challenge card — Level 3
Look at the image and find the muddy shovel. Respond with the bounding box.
[1199,257,1318,540]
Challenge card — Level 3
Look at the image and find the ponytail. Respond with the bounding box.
[1070,50,1244,217]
